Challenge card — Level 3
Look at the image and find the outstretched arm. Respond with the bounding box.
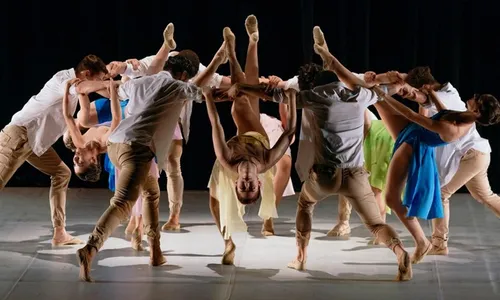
[63,80,86,148]
[373,86,445,134]
[263,90,297,172]
[102,80,122,143]
[193,43,226,87]
[203,88,232,170]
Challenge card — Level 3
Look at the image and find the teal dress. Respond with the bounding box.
[393,110,450,220]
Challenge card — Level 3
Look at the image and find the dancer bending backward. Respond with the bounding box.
[206,16,296,265]
[240,26,412,281]
[371,76,500,264]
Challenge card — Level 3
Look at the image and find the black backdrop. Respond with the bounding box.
[2,0,500,192]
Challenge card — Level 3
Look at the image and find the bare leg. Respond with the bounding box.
[145,23,176,76]
[209,193,236,265]
[162,140,184,231]
[262,154,292,236]
[244,14,260,115]
[131,215,144,251]
[385,144,432,264]
[373,101,410,140]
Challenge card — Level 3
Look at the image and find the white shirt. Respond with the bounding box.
[9,69,78,156]
[109,71,202,172]
[422,83,491,186]
[122,54,223,142]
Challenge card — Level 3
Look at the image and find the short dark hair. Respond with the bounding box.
[75,161,102,182]
[76,54,108,76]
[405,66,437,88]
[235,186,261,205]
[164,55,197,79]
[476,94,500,126]
[178,49,200,77]
[297,63,323,91]
[313,70,338,88]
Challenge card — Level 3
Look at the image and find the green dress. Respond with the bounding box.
[363,120,394,214]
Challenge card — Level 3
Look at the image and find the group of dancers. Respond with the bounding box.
[2,15,500,282]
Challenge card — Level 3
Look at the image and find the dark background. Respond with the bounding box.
[2,0,499,193]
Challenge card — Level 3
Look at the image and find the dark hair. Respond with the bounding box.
[297,63,322,91]
[405,66,437,88]
[76,54,108,76]
[313,70,338,88]
[164,56,197,79]
[178,49,200,77]
[75,161,102,182]
[235,186,261,205]
[475,94,500,126]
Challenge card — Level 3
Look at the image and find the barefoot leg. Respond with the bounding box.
[209,193,236,265]
[145,23,176,76]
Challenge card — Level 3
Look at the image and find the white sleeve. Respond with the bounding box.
[358,85,388,107]
[284,76,300,91]
[423,90,465,112]
[122,55,155,78]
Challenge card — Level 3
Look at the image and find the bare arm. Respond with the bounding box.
[426,89,448,112]
[106,80,122,133]
[75,80,109,95]
[203,88,232,170]
[373,86,445,134]
[419,105,430,117]
[63,82,86,148]
[192,44,226,87]
[263,90,297,172]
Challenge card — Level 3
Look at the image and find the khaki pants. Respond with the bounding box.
[431,149,500,248]
[0,125,71,228]
[166,140,183,215]
[296,164,401,249]
[87,143,160,250]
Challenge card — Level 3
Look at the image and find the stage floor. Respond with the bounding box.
[0,188,498,300]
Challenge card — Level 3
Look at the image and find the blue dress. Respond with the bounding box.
[94,98,129,192]
[392,110,450,220]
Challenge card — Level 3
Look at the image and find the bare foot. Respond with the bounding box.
[396,248,413,281]
[164,23,176,50]
[222,242,236,265]
[76,245,95,282]
[124,218,136,236]
[245,14,259,42]
[223,27,236,55]
[262,218,275,236]
[326,222,351,237]
[287,259,305,271]
[313,26,329,52]
[411,240,432,264]
[131,228,144,251]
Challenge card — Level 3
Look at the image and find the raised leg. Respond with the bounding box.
[373,101,410,140]
[145,23,176,76]
[244,14,261,115]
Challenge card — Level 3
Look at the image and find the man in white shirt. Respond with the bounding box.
[403,66,500,255]
[76,43,227,282]
[0,54,109,246]
[238,28,412,281]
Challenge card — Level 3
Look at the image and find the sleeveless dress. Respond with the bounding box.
[393,110,449,220]
[207,131,277,240]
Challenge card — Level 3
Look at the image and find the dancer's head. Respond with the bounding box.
[235,161,261,205]
[64,132,103,182]
[465,94,500,126]
[75,54,108,81]
[405,66,439,89]
[164,55,197,82]
[177,49,200,76]
[297,63,323,90]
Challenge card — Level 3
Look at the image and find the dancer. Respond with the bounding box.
[371,72,500,264]
[0,54,108,246]
[206,16,297,265]
[238,26,412,281]
[63,78,120,182]
[328,109,394,242]
[76,29,228,281]
[401,67,500,255]
[105,50,229,232]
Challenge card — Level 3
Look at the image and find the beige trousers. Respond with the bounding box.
[166,140,183,215]
[296,164,401,250]
[87,143,160,250]
[431,149,500,248]
[0,125,71,228]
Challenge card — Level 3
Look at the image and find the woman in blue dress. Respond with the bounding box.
[373,86,500,265]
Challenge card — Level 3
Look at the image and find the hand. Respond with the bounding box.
[268,75,282,88]
[66,78,82,90]
[107,61,127,77]
[386,71,405,85]
[125,59,141,70]
[363,71,377,84]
